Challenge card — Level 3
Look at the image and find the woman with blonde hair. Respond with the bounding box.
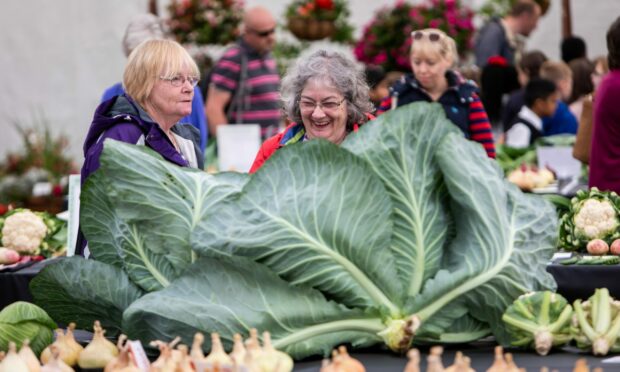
[378,28,495,158]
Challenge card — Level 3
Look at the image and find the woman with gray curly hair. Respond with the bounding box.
[249,50,374,172]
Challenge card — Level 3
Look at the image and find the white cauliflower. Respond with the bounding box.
[573,199,619,239]
[1,210,48,255]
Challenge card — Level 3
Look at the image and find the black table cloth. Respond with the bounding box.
[546,263,620,303]
[0,258,59,310]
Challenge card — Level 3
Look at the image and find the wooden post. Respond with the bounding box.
[561,0,572,38]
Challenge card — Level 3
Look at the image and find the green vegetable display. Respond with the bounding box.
[502,291,573,355]
[31,103,558,359]
[0,301,56,355]
[571,288,620,355]
[559,188,620,252]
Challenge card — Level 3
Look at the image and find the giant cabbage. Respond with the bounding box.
[30,103,558,359]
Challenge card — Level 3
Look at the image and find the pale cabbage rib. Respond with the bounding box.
[122,224,170,288]
[247,199,400,316]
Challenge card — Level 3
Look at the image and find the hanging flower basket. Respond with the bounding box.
[284,0,353,42]
[287,17,336,41]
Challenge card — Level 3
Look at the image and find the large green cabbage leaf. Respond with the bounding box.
[31,103,558,359]
[192,140,402,314]
[123,256,383,358]
[29,256,143,333]
[81,144,247,291]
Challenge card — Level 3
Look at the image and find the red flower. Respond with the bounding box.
[315,0,334,10]
[52,184,64,197]
[487,55,508,67]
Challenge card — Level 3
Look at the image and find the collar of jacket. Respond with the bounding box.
[390,70,478,104]
[278,122,362,147]
[91,94,190,167]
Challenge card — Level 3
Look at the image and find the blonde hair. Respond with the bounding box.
[540,60,572,83]
[123,39,199,107]
[410,28,458,67]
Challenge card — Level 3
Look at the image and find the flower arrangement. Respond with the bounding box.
[354,0,475,72]
[0,122,76,209]
[285,0,354,42]
[167,0,244,46]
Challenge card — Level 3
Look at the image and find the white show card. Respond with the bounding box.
[536,146,581,180]
[217,124,261,173]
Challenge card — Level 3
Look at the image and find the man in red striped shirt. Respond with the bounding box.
[377,29,496,158]
[205,6,282,139]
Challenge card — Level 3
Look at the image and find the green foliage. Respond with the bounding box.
[479,0,550,19]
[31,103,557,359]
[0,301,56,356]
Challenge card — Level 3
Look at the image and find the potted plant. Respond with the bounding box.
[167,0,244,46]
[285,0,353,42]
[0,122,76,214]
[354,0,475,72]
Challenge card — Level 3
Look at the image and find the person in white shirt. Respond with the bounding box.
[505,78,559,148]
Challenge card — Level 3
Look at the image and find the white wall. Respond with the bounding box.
[0,0,618,164]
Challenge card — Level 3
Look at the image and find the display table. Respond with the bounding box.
[293,342,614,371]
[2,259,620,371]
[546,263,620,303]
[0,258,59,310]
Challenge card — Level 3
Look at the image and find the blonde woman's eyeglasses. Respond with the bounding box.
[160,75,200,87]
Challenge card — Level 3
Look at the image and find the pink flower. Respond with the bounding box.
[429,19,442,28]
[374,51,388,65]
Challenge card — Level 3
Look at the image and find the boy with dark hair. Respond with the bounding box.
[505,78,559,148]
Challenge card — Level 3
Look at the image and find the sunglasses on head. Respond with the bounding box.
[251,28,276,37]
[412,31,442,42]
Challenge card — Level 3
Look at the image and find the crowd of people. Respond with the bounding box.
[81,0,620,207]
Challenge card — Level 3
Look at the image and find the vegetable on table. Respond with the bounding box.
[0,301,56,356]
[1,210,47,255]
[30,103,558,359]
[571,288,620,355]
[560,255,620,265]
[0,247,20,265]
[501,291,573,355]
[77,321,119,369]
[559,188,620,252]
[0,208,67,258]
[587,239,610,255]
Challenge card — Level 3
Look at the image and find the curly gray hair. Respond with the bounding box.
[281,50,374,131]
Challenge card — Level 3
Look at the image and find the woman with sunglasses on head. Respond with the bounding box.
[378,29,496,158]
[249,50,374,173]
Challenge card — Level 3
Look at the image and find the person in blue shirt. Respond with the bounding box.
[539,60,578,136]
[101,14,207,152]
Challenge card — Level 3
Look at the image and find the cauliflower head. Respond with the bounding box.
[1,210,47,255]
[574,198,619,239]
[559,188,620,251]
